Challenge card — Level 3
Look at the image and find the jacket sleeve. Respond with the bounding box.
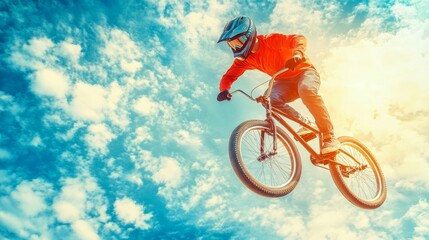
[219,59,253,91]
[288,34,307,57]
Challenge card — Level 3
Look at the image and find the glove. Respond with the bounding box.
[217,90,231,101]
[285,52,304,70]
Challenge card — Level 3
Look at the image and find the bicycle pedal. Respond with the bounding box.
[310,155,329,165]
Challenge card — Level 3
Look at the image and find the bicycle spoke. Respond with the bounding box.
[272,158,290,175]
[238,126,296,189]
[334,142,382,202]
[271,160,291,182]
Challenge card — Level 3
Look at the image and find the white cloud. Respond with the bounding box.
[268,0,329,34]
[180,160,225,212]
[147,35,166,57]
[0,211,27,238]
[31,68,70,98]
[67,80,129,127]
[105,29,142,58]
[72,220,100,240]
[181,11,223,56]
[205,195,224,208]
[132,126,153,144]
[97,205,110,223]
[59,41,82,64]
[69,82,107,122]
[313,180,326,199]
[241,203,306,239]
[56,121,85,141]
[53,179,87,223]
[352,212,370,230]
[0,148,13,161]
[11,180,49,217]
[30,134,43,147]
[305,200,360,240]
[54,201,82,223]
[105,81,129,129]
[23,37,54,57]
[236,196,394,240]
[152,157,183,188]
[126,173,144,186]
[0,91,14,109]
[172,129,202,147]
[0,178,53,238]
[114,197,152,230]
[100,28,143,71]
[133,96,158,116]
[120,59,142,73]
[404,199,429,237]
[84,123,116,155]
[169,121,204,147]
[130,150,184,189]
[51,177,109,238]
[127,147,189,207]
[149,1,229,60]
[147,0,182,27]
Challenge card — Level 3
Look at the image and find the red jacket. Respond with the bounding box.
[219,33,316,91]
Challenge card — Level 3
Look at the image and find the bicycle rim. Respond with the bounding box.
[230,120,301,197]
[330,136,386,209]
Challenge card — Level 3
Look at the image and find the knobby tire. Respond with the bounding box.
[329,136,387,209]
[229,120,301,198]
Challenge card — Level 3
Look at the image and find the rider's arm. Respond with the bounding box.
[219,59,254,91]
[270,33,307,57]
[290,35,307,57]
[284,34,307,57]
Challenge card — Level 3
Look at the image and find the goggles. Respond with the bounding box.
[227,35,248,51]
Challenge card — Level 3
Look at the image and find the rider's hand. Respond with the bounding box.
[217,90,231,101]
[285,52,304,70]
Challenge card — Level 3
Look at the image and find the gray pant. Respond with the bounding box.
[269,69,334,140]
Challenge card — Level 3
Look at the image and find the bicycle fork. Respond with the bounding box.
[258,98,278,161]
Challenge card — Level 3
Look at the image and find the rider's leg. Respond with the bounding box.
[269,79,318,141]
[269,79,305,121]
[296,69,340,153]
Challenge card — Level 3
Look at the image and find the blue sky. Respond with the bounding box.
[1,0,428,239]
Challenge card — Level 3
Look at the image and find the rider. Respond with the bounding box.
[216,16,340,155]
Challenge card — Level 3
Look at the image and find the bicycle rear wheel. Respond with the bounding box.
[229,120,301,197]
[329,136,387,209]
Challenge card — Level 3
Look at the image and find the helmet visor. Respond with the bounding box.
[227,35,248,52]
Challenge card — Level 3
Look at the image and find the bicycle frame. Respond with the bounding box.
[271,107,323,159]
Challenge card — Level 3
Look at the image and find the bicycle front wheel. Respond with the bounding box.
[329,136,387,209]
[229,120,301,198]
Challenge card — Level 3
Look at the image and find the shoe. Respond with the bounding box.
[321,138,341,155]
[297,122,318,136]
[296,121,318,141]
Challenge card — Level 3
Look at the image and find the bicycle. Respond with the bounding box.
[227,68,387,209]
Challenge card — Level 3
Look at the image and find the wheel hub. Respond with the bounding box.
[257,151,277,161]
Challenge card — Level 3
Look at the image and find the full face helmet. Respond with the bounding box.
[217,16,257,60]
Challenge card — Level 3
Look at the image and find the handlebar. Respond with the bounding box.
[229,67,290,101]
